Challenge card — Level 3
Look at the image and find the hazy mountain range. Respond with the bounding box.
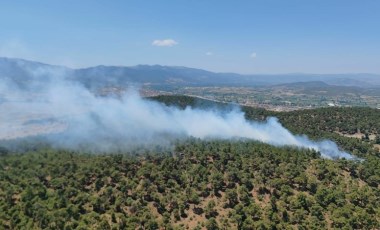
[1,57,380,89]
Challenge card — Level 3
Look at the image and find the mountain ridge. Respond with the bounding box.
[1,57,380,89]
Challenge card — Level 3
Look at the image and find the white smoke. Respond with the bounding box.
[0,68,355,159]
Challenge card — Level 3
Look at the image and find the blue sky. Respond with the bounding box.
[0,0,379,74]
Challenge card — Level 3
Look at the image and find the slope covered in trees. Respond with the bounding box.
[153,95,380,157]
[152,96,380,136]
[1,140,379,229]
[0,95,379,229]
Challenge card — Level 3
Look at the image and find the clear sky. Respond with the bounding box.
[0,0,379,74]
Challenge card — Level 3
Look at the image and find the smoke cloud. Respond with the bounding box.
[0,66,355,159]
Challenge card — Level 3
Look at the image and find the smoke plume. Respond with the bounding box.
[0,65,355,159]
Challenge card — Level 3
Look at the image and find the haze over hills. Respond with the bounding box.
[1,57,380,90]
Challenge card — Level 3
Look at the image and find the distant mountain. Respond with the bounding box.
[72,65,273,89]
[0,57,72,88]
[1,57,380,89]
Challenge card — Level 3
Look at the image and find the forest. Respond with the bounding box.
[0,95,379,229]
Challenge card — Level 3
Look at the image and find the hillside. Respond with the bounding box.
[1,96,380,229]
[153,95,380,157]
[1,141,379,229]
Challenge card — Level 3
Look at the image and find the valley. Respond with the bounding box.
[148,83,380,111]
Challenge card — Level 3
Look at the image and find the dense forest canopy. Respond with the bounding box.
[1,95,379,229]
